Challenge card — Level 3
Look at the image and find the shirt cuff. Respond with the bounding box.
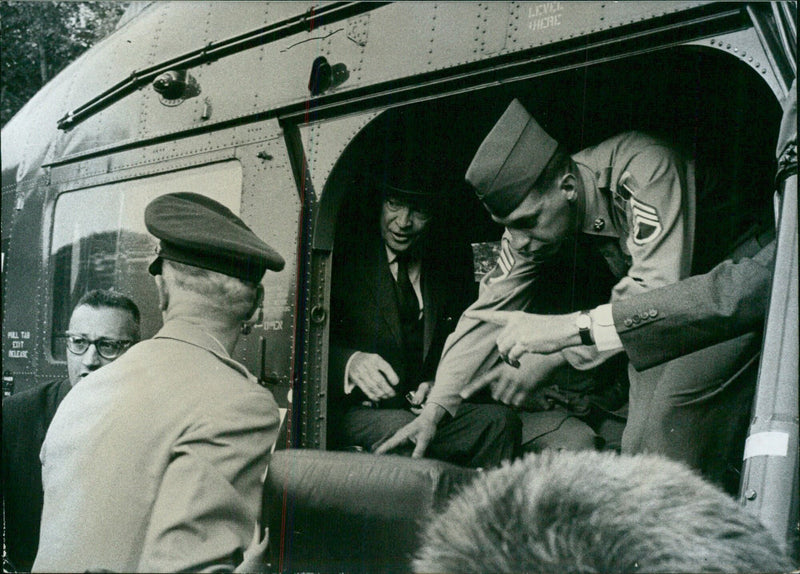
[343,353,359,394]
[591,304,623,352]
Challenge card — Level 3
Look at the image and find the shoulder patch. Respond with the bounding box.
[630,196,662,245]
[486,237,516,284]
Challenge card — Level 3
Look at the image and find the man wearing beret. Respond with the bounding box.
[380,98,763,489]
[329,171,520,467]
[34,193,284,572]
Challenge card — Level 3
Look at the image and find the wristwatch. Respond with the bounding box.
[576,310,594,345]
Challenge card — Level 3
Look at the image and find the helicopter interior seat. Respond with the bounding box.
[262,448,478,573]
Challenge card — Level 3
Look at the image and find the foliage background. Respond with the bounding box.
[1,1,128,127]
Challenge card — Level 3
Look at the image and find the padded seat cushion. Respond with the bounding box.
[263,449,478,573]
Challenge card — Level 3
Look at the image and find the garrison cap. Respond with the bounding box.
[465,99,559,217]
[145,192,285,284]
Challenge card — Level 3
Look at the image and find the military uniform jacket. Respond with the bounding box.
[2,378,71,571]
[329,231,476,410]
[429,132,695,414]
[33,319,280,573]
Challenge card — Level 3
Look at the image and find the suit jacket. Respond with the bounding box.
[329,231,476,410]
[2,378,71,571]
[613,240,775,371]
[33,319,280,573]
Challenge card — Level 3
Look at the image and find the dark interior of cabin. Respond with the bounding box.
[322,45,782,447]
[329,44,780,252]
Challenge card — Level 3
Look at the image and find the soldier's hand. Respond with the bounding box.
[374,403,446,458]
[465,310,581,361]
[460,353,565,407]
[348,352,400,402]
[408,381,432,415]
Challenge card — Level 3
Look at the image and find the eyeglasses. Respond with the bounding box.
[65,334,134,360]
[384,197,432,223]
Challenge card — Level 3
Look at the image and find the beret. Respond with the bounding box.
[145,192,285,284]
[465,99,559,217]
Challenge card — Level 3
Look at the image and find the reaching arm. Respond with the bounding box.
[464,241,774,371]
[614,241,774,370]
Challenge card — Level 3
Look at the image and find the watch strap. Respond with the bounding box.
[577,310,594,345]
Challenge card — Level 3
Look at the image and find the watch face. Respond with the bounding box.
[577,313,591,329]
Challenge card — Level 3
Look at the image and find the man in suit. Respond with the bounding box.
[329,173,520,468]
[34,193,284,572]
[2,289,140,572]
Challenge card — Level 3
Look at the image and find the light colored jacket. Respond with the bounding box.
[34,318,279,573]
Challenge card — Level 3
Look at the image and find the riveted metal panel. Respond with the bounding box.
[299,111,380,201]
[302,249,331,449]
[480,2,511,55]
[2,170,55,393]
[508,2,709,49]
[231,134,301,437]
[35,2,748,169]
[356,3,439,85]
[426,3,509,67]
[134,3,275,139]
[689,28,786,98]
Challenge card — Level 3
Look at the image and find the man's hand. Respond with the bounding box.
[465,310,581,362]
[408,381,431,415]
[460,353,566,407]
[374,403,447,458]
[348,352,400,401]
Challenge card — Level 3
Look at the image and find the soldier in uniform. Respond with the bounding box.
[464,79,795,490]
[381,98,757,489]
[34,193,285,572]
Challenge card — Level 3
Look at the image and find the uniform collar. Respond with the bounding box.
[153,318,254,381]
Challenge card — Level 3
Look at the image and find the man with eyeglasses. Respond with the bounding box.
[2,289,140,572]
[328,167,520,467]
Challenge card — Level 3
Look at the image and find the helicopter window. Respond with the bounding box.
[48,162,243,361]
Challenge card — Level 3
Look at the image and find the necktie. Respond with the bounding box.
[395,253,420,324]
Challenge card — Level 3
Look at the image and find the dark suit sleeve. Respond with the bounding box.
[613,241,774,370]
[327,236,381,406]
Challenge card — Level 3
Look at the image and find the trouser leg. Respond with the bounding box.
[623,332,760,491]
[517,408,599,453]
[339,407,416,452]
[427,403,521,468]
[340,404,521,469]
